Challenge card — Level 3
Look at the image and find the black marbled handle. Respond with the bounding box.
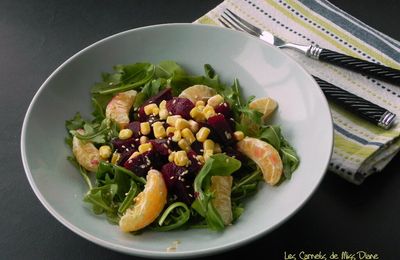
[318,49,400,85]
[313,76,396,129]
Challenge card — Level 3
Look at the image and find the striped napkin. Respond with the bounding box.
[194,0,400,184]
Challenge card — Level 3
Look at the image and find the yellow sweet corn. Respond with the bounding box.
[119,129,133,140]
[140,122,151,135]
[138,143,152,154]
[174,151,188,167]
[181,128,196,144]
[99,145,112,159]
[196,127,211,142]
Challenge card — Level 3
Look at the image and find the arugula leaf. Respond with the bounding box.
[67,156,93,190]
[134,78,165,108]
[69,118,118,144]
[191,154,241,231]
[259,125,300,180]
[155,60,186,79]
[92,63,155,95]
[152,202,190,231]
[65,112,85,131]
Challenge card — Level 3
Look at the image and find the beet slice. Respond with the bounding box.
[166,97,195,119]
[215,102,233,118]
[186,150,202,174]
[112,137,139,152]
[128,121,142,137]
[161,162,194,205]
[138,88,173,121]
[207,114,234,145]
[149,139,171,156]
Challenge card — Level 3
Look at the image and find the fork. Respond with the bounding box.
[220,9,400,86]
[219,9,396,129]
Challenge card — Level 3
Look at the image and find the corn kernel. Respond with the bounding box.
[190,107,205,122]
[140,122,151,135]
[178,139,190,151]
[168,152,176,162]
[138,143,152,154]
[172,130,182,142]
[152,122,166,139]
[152,106,160,116]
[140,136,149,144]
[214,143,222,153]
[99,145,112,159]
[119,129,133,140]
[203,139,215,150]
[233,131,245,141]
[159,109,168,120]
[195,100,205,107]
[144,103,158,116]
[196,127,211,142]
[203,149,214,161]
[203,105,216,119]
[175,118,190,130]
[166,115,182,126]
[196,155,205,164]
[111,152,120,164]
[166,126,176,135]
[181,128,196,144]
[207,94,224,108]
[128,151,140,160]
[188,120,200,133]
[174,151,189,166]
[159,100,167,109]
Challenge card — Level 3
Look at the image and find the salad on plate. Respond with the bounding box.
[65,60,299,233]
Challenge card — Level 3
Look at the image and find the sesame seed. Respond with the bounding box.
[225,131,232,139]
[189,194,193,197]
[140,165,146,168]
[122,145,126,148]
[170,176,174,180]
[125,148,130,152]
[185,185,190,188]
[163,144,168,148]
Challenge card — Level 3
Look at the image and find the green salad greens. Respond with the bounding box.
[65,60,299,232]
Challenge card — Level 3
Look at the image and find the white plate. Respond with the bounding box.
[21,24,333,258]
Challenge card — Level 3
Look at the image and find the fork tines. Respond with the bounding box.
[219,9,262,36]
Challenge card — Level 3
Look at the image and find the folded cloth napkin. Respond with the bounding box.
[194,0,400,184]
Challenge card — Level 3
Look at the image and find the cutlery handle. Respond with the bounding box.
[317,48,400,85]
[312,76,396,129]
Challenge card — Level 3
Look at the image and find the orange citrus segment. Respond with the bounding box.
[178,85,217,103]
[211,176,233,225]
[105,90,137,129]
[237,137,283,185]
[249,97,278,123]
[119,169,167,232]
[72,129,101,172]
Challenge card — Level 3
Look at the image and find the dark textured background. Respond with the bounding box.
[1,0,399,259]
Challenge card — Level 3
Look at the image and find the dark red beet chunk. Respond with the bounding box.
[161,163,195,205]
[123,150,165,177]
[186,150,202,174]
[215,102,233,118]
[166,97,195,119]
[138,88,173,121]
[207,114,234,145]
[112,137,139,152]
[215,102,235,129]
[128,121,142,137]
[145,88,173,105]
[223,146,247,163]
[149,139,171,156]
